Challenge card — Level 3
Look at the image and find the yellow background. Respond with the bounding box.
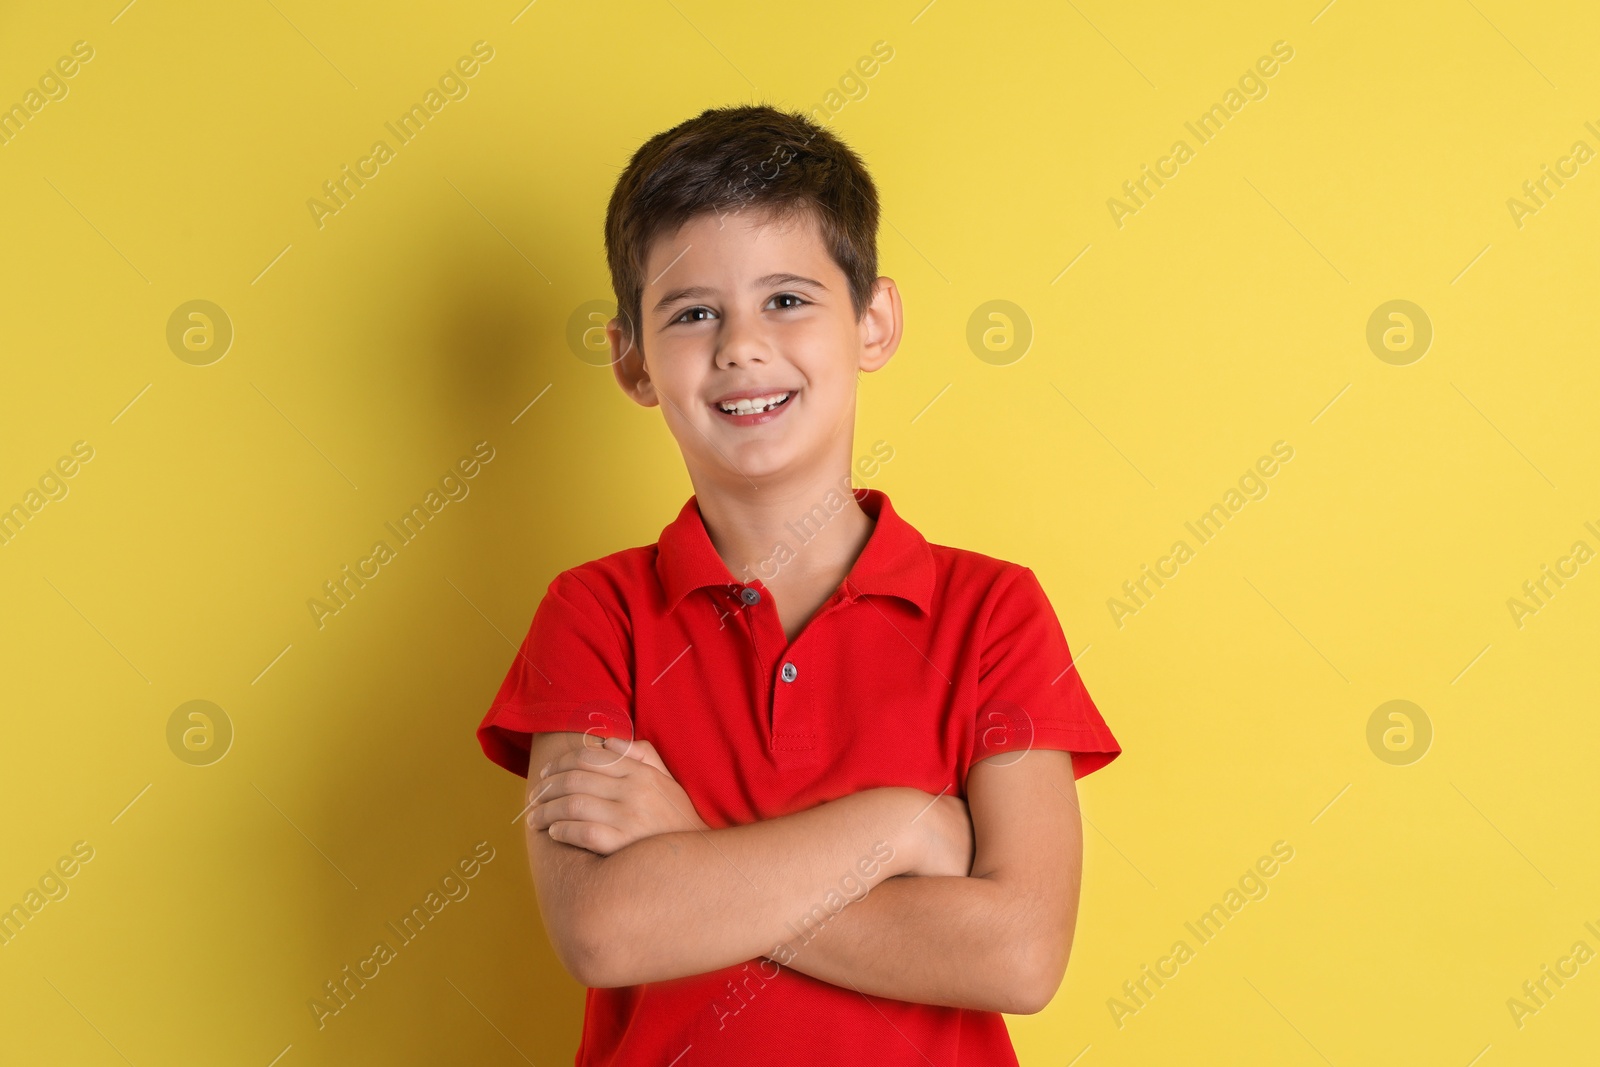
[2,0,1597,1063]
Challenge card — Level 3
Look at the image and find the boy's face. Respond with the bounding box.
[608,205,901,492]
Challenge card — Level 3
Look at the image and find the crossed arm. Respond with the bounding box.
[520,730,1084,1015]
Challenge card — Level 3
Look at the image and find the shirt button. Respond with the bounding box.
[780,662,798,683]
[740,587,761,606]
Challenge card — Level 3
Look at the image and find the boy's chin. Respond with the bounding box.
[699,444,806,486]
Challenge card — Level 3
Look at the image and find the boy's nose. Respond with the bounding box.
[714,310,773,368]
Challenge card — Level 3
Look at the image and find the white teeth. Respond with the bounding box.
[718,391,790,415]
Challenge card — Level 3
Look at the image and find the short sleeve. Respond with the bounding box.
[969,566,1121,782]
[475,569,636,777]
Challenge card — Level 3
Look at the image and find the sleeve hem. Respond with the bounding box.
[476,699,634,778]
[970,720,1123,781]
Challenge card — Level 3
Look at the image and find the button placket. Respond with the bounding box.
[740,583,817,756]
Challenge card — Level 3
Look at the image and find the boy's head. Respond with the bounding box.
[602,104,901,492]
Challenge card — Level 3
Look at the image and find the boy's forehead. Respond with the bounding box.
[643,205,831,286]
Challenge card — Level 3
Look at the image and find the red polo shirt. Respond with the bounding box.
[477,487,1120,1066]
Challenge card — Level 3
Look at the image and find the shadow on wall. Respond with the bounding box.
[291,204,596,1059]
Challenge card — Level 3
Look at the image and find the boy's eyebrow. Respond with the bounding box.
[652,272,828,312]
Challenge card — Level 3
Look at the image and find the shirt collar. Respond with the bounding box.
[655,487,935,616]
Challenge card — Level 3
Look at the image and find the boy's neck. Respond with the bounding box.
[692,468,874,590]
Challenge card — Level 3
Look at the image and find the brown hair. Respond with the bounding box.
[603,104,880,355]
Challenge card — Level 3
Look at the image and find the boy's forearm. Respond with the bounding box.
[767,873,1051,1015]
[561,787,924,987]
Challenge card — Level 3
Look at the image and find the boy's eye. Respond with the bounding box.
[670,294,807,324]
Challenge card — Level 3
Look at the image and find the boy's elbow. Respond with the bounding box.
[542,882,632,987]
[535,869,619,987]
[1006,935,1071,1015]
[570,936,661,989]
[553,897,646,989]
[554,919,608,988]
[1008,970,1061,1016]
[530,828,639,987]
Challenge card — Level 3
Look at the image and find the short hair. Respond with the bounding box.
[603,104,881,355]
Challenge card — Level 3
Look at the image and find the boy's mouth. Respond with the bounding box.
[711,389,796,425]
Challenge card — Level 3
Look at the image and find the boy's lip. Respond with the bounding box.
[709,388,798,426]
[708,386,801,405]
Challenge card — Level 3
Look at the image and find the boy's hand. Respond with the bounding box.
[529,735,709,855]
[912,792,975,878]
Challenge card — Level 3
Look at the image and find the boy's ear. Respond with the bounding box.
[857,276,902,373]
[607,316,659,407]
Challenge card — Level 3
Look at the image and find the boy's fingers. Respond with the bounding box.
[530,793,625,830]
[536,768,626,803]
[539,743,633,781]
[547,819,623,855]
[604,735,668,774]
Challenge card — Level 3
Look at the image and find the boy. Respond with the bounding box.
[476,104,1121,1065]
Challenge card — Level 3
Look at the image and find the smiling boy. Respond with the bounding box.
[477,104,1121,1065]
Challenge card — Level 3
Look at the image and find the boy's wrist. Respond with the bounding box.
[878,787,973,879]
[868,786,932,879]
